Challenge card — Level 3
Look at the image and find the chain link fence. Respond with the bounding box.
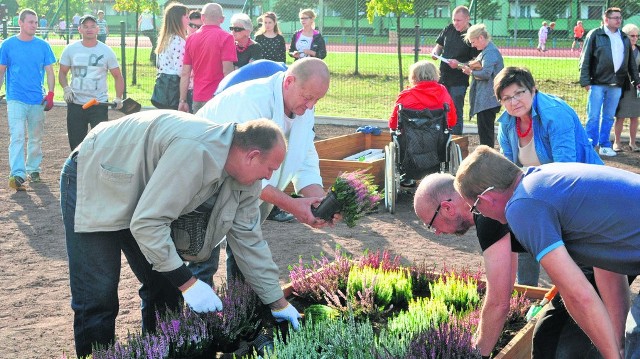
[3,0,639,122]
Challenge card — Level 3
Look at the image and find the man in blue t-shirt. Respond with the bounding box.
[454,145,640,358]
[414,172,602,358]
[0,9,56,190]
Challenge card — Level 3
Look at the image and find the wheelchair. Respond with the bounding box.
[384,103,463,213]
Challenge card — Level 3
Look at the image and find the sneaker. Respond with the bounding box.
[267,207,295,223]
[599,147,617,157]
[9,176,26,191]
[400,178,416,187]
[28,172,41,183]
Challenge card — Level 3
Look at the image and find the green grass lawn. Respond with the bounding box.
[48,44,588,125]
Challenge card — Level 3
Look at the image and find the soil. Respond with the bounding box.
[1,104,639,358]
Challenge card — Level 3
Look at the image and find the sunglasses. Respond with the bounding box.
[188,23,201,29]
[230,26,246,32]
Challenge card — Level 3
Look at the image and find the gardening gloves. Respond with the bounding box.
[114,97,123,110]
[42,91,55,111]
[63,86,75,103]
[271,302,301,330]
[181,279,223,313]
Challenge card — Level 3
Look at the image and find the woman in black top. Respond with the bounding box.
[254,12,286,63]
[229,13,262,68]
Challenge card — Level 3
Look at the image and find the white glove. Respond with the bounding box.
[271,302,301,330]
[181,279,223,313]
[63,86,74,103]
[114,97,123,110]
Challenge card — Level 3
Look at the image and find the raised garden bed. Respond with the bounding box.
[285,132,469,193]
[91,250,549,359]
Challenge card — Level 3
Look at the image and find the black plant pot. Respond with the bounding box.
[311,191,342,221]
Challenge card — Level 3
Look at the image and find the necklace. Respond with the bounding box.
[236,39,254,53]
[516,117,532,138]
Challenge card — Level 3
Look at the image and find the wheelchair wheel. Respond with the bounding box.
[384,142,398,214]
[448,141,463,175]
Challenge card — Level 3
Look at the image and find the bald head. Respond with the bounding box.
[282,58,330,117]
[414,173,457,220]
[202,3,223,25]
[288,57,330,84]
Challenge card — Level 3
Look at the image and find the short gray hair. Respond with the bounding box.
[231,13,253,31]
[409,60,439,85]
[623,23,639,36]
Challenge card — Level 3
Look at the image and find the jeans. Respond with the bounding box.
[445,85,467,135]
[626,293,640,358]
[585,85,622,148]
[97,34,107,43]
[60,155,181,357]
[142,30,157,64]
[517,252,540,286]
[7,100,45,178]
[67,102,108,151]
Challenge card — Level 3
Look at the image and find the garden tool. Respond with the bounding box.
[526,285,558,321]
[82,97,141,115]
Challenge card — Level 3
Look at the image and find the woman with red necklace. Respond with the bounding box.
[494,66,602,289]
[229,13,262,69]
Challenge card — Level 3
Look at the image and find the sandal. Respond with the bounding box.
[630,145,640,152]
[613,143,624,152]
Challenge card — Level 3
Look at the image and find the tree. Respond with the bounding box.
[366,0,413,91]
[273,0,318,22]
[535,0,570,23]
[113,0,158,85]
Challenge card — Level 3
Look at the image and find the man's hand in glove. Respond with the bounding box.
[63,86,74,103]
[114,97,123,110]
[42,91,54,111]
[271,301,301,330]
[181,279,223,312]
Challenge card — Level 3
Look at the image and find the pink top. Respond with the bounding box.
[183,25,237,102]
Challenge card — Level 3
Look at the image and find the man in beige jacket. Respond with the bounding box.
[60,110,300,357]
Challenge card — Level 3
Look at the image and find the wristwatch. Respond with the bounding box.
[179,99,187,103]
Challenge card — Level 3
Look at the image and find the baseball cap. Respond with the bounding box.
[79,14,97,24]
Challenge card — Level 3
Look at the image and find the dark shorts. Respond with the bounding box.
[574,37,584,42]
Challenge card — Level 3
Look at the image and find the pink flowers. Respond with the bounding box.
[331,170,383,227]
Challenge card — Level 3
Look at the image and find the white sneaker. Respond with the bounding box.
[599,147,617,157]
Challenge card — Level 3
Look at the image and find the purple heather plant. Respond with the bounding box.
[288,249,353,302]
[357,249,402,271]
[330,170,383,227]
[404,317,482,359]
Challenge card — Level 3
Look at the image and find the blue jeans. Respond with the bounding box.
[444,85,467,135]
[585,85,622,148]
[7,100,45,178]
[517,252,540,286]
[626,293,640,358]
[60,155,181,357]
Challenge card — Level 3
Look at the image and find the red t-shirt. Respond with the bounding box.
[388,81,458,130]
[183,25,237,102]
[574,25,585,39]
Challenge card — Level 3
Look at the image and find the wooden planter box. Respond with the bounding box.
[282,281,549,359]
[284,132,469,193]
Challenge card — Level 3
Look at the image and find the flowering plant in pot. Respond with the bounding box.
[312,170,383,227]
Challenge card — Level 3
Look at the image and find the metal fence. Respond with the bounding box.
[2,0,639,122]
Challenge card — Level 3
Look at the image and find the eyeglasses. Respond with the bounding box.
[188,23,201,29]
[230,26,246,32]
[299,17,310,20]
[427,199,451,232]
[629,35,639,38]
[469,186,495,215]
[500,89,528,104]
[607,16,623,20]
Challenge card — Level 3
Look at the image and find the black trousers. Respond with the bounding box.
[476,106,500,148]
[66,102,108,151]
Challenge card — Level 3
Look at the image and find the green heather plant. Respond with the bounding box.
[429,273,480,313]
[386,297,450,337]
[346,265,413,309]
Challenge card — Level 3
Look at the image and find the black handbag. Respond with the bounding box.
[150,73,180,110]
